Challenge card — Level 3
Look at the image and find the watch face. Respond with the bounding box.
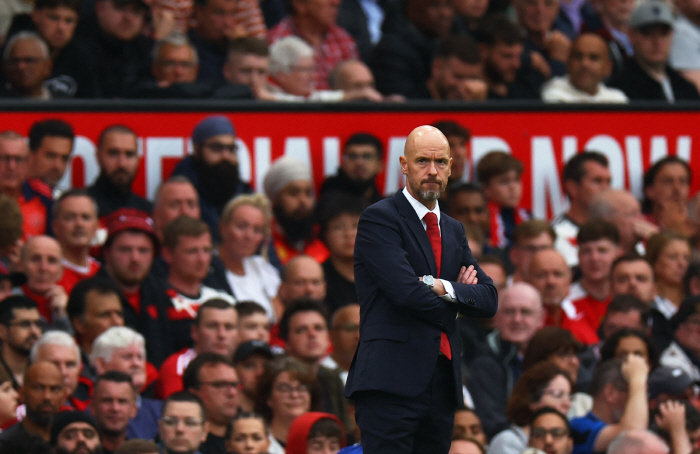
[424,275,435,286]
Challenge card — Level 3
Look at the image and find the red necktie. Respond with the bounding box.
[424,212,452,360]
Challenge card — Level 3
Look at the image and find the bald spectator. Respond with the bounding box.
[543,33,628,103]
[78,0,152,98]
[6,0,100,98]
[322,303,360,383]
[467,282,544,438]
[51,410,103,454]
[570,357,649,454]
[152,176,201,240]
[509,220,556,284]
[275,256,327,321]
[590,189,658,256]
[369,0,453,98]
[607,430,670,454]
[552,152,611,266]
[88,125,152,219]
[264,158,329,267]
[19,235,68,326]
[426,35,487,101]
[527,249,572,328]
[223,37,270,98]
[0,295,42,388]
[91,326,162,440]
[609,0,700,102]
[1,31,56,99]
[30,330,86,410]
[52,190,101,296]
[0,131,53,238]
[27,119,75,193]
[171,116,252,242]
[329,59,377,93]
[0,361,64,448]
[267,0,358,91]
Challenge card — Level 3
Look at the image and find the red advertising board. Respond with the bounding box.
[2,107,697,219]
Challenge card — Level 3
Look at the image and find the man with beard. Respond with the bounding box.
[264,156,329,266]
[51,411,103,454]
[89,372,137,454]
[0,295,43,388]
[319,133,384,205]
[88,125,152,221]
[172,116,252,243]
[0,361,65,449]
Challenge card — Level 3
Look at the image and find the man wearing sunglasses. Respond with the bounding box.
[172,116,252,243]
[609,0,700,101]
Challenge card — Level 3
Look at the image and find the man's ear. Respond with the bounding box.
[399,155,408,175]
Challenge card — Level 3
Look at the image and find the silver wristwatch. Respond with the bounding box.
[423,275,435,288]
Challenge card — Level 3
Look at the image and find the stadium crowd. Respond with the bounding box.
[0,114,696,454]
[0,0,700,102]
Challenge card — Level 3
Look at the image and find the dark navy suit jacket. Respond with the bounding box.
[345,190,498,405]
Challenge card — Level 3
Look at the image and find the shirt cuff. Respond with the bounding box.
[440,280,456,301]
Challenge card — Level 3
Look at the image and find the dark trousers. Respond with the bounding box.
[354,355,455,454]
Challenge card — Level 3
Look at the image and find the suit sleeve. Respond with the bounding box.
[355,204,458,330]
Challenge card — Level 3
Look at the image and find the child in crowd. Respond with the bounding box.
[286,412,346,454]
[476,151,530,249]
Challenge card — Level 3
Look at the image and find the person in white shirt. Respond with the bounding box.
[542,33,628,103]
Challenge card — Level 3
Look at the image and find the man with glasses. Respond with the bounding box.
[320,133,384,206]
[527,407,573,454]
[151,34,200,87]
[0,31,56,99]
[51,410,103,454]
[0,295,43,388]
[0,130,53,237]
[172,116,252,243]
[609,0,700,101]
[88,125,152,219]
[159,391,209,454]
[183,352,240,454]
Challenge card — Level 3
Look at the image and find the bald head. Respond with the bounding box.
[527,249,571,308]
[23,361,65,426]
[279,255,326,303]
[401,126,451,209]
[21,235,63,294]
[495,282,544,348]
[25,360,62,384]
[331,60,376,92]
[590,190,642,253]
[607,430,669,454]
[567,33,613,95]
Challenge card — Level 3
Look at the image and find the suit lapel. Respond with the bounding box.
[394,191,437,276]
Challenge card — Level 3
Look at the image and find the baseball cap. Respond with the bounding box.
[648,366,695,399]
[105,208,158,249]
[233,340,274,365]
[0,261,26,287]
[629,1,674,29]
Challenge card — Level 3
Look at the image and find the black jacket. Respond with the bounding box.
[88,173,153,220]
[609,59,700,101]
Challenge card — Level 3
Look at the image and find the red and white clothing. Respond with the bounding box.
[155,347,196,399]
[267,18,359,90]
[560,282,611,345]
[551,213,580,267]
[58,257,101,296]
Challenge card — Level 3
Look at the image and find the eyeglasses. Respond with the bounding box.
[204,142,238,154]
[159,60,197,69]
[542,389,571,400]
[531,427,569,439]
[200,380,240,391]
[6,320,45,330]
[274,383,311,395]
[161,416,204,428]
[60,427,98,440]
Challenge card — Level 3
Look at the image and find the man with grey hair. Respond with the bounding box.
[607,430,670,454]
[1,31,55,99]
[90,326,162,440]
[570,357,649,454]
[264,156,328,266]
[589,189,658,255]
[266,37,382,102]
[30,330,88,410]
[151,33,200,86]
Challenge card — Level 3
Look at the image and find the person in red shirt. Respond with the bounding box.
[52,189,101,296]
[562,220,622,345]
[19,235,67,326]
[526,249,572,328]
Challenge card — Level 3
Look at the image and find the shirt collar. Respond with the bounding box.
[402,187,441,223]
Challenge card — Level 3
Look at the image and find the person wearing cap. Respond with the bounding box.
[95,208,170,367]
[155,299,240,399]
[609,0,700,101]
[171,115,252,244]
[88,125,152,220]
[233,340,275,412]
[0,296,42,389]
[660,296,700,382]
[264,156,329,267]
[51,410,102,454]
[648,366,697,411]
[77,0,152,98]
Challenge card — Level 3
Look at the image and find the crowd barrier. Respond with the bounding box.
[2,100,698,219]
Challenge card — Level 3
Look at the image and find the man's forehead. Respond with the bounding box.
[614,260,652,274]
